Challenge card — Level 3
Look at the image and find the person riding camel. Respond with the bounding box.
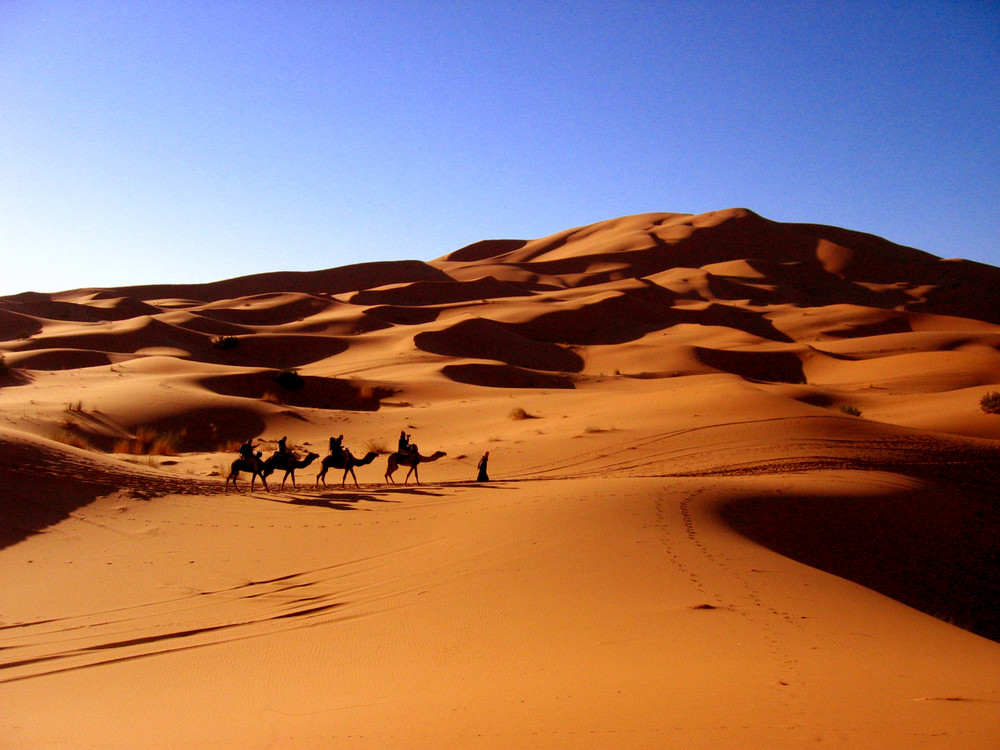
[239,438,257,462]
[277,436,290,457]
[398,430,410,456]
[329,435,344,455]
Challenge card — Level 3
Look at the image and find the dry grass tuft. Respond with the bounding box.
[114,427,182,456]
[980,391,1000,414]
[52,429,95,451]
[509,406,538,421]
[365,439,388,454]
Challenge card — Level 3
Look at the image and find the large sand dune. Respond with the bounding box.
[1,208,998,748]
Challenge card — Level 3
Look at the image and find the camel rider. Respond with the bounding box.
[398,430,410,456]
[239,438,257,462]
[329,435,344,456]
[277,436,290,458]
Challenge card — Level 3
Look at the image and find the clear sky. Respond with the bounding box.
[2,1,998,296]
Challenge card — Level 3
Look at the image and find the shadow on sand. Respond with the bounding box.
[260,485,448,510]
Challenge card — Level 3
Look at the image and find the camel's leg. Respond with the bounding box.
[253,471,269,492]
[317,465,328,488]
[385,457,397,484]
[226,462,242,492]
[404,465,416,485]
[343,466,357,488]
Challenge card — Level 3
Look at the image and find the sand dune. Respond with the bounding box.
[1,208,999,748]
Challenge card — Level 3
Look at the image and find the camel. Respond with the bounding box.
[384,448,447,485]
[265,451,320,489]
[225,455,272,492]
[316,449,380,488]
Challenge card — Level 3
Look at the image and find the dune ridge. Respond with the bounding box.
[1,207,999,748]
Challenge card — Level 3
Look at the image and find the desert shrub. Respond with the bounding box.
[259,390,282,404]
[839,405,862,417]
[365,438,388,454]
[509,406,537,420]
[274,368,305,392]
[52,429,94,451]
[217,437,245,452]
[212,335,239,350]
[114,427,182,456]
[980,391,1000,414]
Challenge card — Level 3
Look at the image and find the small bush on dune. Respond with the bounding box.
[212,335,239,350]
[365,439,388,454]
[980,391,1000,414]
[217,437,245,452]
[509,406,538,421]
[53,429,94,451]
[839,405,862,417]
[275,368,305,392]
[114,427,182,456]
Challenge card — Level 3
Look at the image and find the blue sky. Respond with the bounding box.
[1,1,997,296]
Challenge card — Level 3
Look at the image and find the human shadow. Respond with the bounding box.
[375,486,447,498]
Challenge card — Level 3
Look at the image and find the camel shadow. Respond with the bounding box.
[286,494,371,510]
[253,485,446,510]
[282,489,397,509]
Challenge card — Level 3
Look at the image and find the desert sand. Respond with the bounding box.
[1,208,999,748]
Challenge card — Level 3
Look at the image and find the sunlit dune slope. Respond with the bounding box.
[1,206,999,633]
[2,208,1000,748]
[3,206,999,471]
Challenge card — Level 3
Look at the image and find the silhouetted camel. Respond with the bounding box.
[385,449,446,485]
[225,456,272,492]
[266,452,320,489]
[316,449,379,488]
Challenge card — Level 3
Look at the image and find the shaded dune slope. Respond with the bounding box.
[719,462,1000,641]
[0,428,225,549]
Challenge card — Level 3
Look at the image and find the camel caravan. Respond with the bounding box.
[225,430,446,492]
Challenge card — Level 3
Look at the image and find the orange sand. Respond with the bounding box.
[2,208,999,748]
